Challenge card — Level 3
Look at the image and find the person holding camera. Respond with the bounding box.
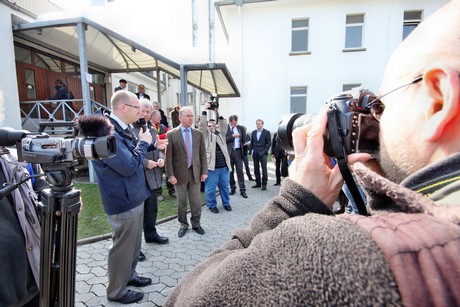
[92,91,167,304]
[199,103,232,213]
[164,1,460,305]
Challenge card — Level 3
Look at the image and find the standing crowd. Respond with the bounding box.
[89,84,285,304]
[4,1,458,304]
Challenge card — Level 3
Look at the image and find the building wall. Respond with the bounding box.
[0,5,33,129]
[216,0,447,131]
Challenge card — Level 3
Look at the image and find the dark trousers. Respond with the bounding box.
[274,155,289,183]
[253,153,268,186]
[229,148,246,192]
[243,153,253,178]
[143,190,159,240]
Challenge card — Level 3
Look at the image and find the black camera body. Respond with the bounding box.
[21,134,116,164]
[208,94,219,110]
[278,89,380,158]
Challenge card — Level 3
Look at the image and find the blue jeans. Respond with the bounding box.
[342,182,366,214]
[205,167,230,208]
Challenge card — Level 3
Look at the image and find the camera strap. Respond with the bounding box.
[327,109,369,216]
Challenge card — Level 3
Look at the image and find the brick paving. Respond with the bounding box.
[75,165,280,306]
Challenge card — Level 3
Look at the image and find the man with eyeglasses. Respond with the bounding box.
[199,103,232,213]
[93,91,167,304]
[165,2,459,305]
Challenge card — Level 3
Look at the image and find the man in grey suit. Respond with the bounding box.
[250,119,272,191]
[165,106,208,237]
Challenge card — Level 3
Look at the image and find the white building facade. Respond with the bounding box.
[214,0,448,131]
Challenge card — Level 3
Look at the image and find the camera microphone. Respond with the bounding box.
[0,127,30,147]
[76,114,113,137]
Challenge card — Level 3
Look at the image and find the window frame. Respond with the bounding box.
[290,86,308,113]
[402,10,423,40]
[290,18,311,56]
[343,13,366,52]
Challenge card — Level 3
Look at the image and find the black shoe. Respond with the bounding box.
[248,177,255,181]
[138,251,146,262]
[252,184,261,188]
[127,276,152,287]
[209,207,219,213]
[240,191,248,198]
[110,290,144,304]
[169,193,177,199]
[178,228,187,237]
[223,205,232,211]
[274,182,280,186]
[145,233,169,244]
[230,190,236,195]
[192,226,205,235]
[261,185,267,191]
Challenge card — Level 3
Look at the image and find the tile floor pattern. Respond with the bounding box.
[75,164,280,306]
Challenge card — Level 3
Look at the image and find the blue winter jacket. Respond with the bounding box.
[92,116,150,215]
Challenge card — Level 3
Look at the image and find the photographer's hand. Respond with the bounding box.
[289,109,371,208]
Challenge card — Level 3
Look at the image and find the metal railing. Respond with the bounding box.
[20,99,109,134]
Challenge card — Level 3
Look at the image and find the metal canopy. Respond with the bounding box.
[12,16,240,97]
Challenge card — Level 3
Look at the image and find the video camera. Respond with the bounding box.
[0,119,116,165]
[207,93,219,111]
[278,88,380,158]
[0,127,116,165]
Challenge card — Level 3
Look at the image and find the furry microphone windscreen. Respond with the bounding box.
[76,115,114,137]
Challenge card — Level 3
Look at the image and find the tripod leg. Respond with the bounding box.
[58,189,81,307]
[38,190,58,307]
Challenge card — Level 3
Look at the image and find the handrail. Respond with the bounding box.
[20,99,110,134]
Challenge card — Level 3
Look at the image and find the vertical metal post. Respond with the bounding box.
[77,22,95,183]
[156,67,161,104]
[180,65,188,106]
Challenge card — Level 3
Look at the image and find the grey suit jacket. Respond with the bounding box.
[165,126,208,184]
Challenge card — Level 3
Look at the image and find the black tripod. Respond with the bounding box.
[38,161,81,307]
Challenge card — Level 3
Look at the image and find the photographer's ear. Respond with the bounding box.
[421,67,460,141]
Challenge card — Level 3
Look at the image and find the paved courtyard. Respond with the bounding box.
[75,165,280,306]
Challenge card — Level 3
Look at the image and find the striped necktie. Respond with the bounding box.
[185,128,192,168]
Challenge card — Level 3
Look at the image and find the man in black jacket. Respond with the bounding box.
[226,115,248,198]
[49,79,74,121]
[250,119,271,190]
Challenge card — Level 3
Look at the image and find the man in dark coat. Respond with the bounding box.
[250,119,272,190]
[226,115,248,198]
[49,79,74,121]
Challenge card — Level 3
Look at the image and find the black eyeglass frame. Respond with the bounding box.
[365,75,423,122]
[124,103,140,110]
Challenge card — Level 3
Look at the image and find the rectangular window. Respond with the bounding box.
[25,69,37,100]
[343,83,362,92]
[403,11,422,40]
[290,86,307,113]
[291,19,309,53]
[345,14,364,49]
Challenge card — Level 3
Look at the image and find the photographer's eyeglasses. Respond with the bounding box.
[124,103,140,110]
[366,75,423,122]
